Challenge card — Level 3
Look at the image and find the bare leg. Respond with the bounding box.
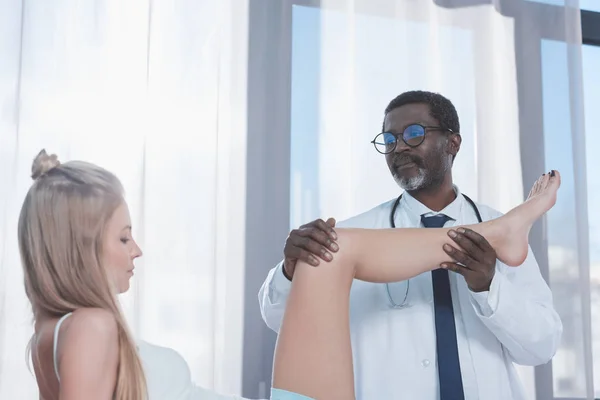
[272,172,560,399]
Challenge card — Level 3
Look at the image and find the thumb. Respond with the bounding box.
[283,259,295,280]
[326,217,336,227]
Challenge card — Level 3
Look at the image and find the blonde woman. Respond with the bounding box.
[20,149,560,399]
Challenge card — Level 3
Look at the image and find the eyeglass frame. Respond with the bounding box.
[370,124,457,154]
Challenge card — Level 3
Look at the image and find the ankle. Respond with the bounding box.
[480,219,504,250]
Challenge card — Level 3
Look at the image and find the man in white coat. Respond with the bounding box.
[258,91,562,400]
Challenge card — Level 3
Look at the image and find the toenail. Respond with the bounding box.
[550,170,555,177]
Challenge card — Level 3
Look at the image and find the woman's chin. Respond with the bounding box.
[117,280,131,294]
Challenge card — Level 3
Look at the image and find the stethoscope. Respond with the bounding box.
[385,192,483,309]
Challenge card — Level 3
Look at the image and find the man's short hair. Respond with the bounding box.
[383,90,460,134]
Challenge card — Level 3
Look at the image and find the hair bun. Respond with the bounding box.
[31,149,61,180]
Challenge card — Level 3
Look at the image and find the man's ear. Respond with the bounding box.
[449,133,461,157]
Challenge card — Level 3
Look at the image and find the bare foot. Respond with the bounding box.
[525,170,561,210]
[491,170,561,267]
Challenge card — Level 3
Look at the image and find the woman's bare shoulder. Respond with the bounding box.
[65,308,118,333]
[57,308,120,399]
[58,307,119,362]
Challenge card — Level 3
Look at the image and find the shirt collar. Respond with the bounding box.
[399,185,463,226]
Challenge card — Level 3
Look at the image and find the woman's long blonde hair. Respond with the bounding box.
[19,149,147,399]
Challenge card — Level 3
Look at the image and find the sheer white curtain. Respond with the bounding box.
[289,0,593,398]
[0,1,248,398]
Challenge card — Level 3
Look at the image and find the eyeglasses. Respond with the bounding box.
[371,124,455,154]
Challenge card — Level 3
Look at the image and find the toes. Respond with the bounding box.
[546,171,553,188]
[550,170,561,186]
[529,170,560,199]
[536,175,545,191]
[542,172,551,189]
[529,177,542,198]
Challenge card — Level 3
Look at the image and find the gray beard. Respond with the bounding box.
[393,161,451,191]
[394,167,427,191]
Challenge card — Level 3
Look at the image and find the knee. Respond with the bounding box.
[333,228,357,256]
[329,228,359,276]
[293,228,357,283]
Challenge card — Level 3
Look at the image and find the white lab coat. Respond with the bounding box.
[258,187,562,400]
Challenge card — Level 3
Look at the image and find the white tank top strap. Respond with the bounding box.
[53,312,73,382]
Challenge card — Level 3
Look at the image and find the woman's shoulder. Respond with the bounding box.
[55,308,119,391]
[57,308,118,359]
[64,308,117,333]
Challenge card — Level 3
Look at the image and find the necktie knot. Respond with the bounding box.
[421,214,451,228]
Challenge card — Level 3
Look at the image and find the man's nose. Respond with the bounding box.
[393,137,409,153]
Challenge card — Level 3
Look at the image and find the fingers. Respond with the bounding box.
[302,218,338,240]
[297,225,339,252]
[442,242,477,271]
[446,229,484,262]
[450,228,494,254]
[440,262,468,276]
[296,248,322,266]
[315,218,338,240]
[290,232,334,262]
[283,259,296,279]
[284,238,324,266]
[285,218,340,267]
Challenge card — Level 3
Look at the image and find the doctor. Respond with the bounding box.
[258,90,562,400]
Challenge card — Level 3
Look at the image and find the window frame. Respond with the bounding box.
[562,7,600,400]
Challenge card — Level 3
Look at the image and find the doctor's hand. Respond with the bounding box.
[440,228,496,292]
[283,218,338,280]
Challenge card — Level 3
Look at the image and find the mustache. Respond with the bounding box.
[391,155,423,168]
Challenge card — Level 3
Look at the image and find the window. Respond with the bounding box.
[289,4,479,230]
[582,42,600,399]
[290,5,321,229]
[582,9,600,400]
[581,0,600,12]
[540,38,587,398]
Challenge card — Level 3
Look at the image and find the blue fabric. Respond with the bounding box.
[421,214,465,400]
[270,388,314,400]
